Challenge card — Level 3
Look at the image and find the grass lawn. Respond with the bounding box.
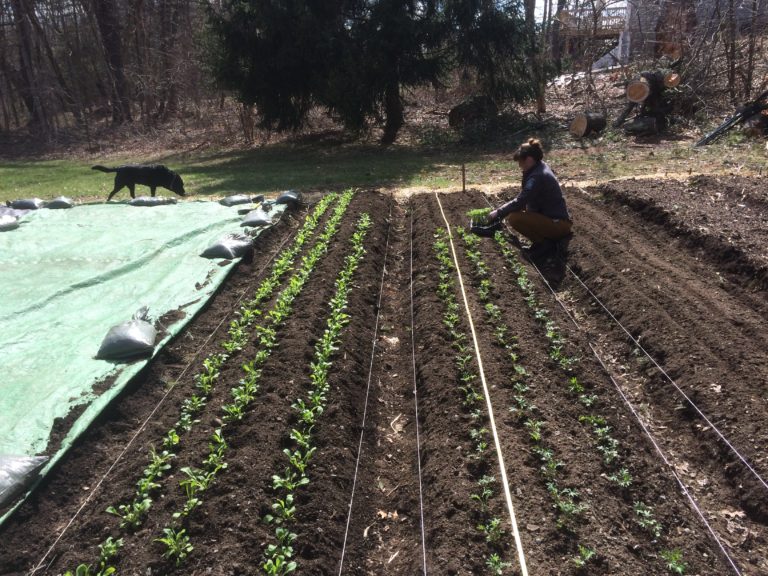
[1,129,765,203]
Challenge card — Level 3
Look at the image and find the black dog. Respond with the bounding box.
[92,164,186,200]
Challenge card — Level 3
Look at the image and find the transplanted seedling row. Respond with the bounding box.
[61,191,352,575]
[262,213,372,575]
[433,227,513,575]
[457,226,594,569]
[153,190,357,567]
[492,231,689,575]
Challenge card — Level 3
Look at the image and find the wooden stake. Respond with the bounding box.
[461,163,466,192]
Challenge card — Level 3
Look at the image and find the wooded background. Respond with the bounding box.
[1,0,766,144]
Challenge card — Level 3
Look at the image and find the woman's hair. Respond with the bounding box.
[513,138,544,162]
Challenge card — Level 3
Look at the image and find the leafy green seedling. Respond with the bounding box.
[573,544,597,569]
[155,527,193,566]
[660,549,687,574]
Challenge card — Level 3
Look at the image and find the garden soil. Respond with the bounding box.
[1,179,767,575]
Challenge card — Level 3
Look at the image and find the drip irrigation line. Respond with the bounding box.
[409,205,429,575]
[564,263,768,494]
[338,204,398,575]
[480,192,742,573]
[29,217,301,575]
[434,192,529,576]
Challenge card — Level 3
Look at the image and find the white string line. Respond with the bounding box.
[586,340,743,576]
[480,194,741,573]
[409,205,429,575]
[338,204,394,576]
[434,192,529,576]
[30,218,301,575]
[481,192,767,491]
[564,264,768,493]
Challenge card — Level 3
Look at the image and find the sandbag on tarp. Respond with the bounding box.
[241,208,272,227]
[0,455,48,507]
[0,215,19,232]
[200,233,253,260]
[46,196,75,209]
[129,196,178,207]
[7,198,44,210]
[275,190,301,206]
[96,307,157,360]
[219,194,265,207]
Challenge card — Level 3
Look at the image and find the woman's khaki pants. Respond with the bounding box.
[506,211,572,243]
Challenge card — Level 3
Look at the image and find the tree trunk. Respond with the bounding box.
[551,0,568,74]
[524,0,545,113]
[157,0,180,121]
[9,0,51,131]
[91,0,132,124]
[727,0,737,103]
[26,5,83,124]
[381,80,403,145]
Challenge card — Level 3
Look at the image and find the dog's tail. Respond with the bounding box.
[91,165,116,173]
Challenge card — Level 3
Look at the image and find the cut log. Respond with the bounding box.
[663,72,681,89]
[627,77,651,103]
[569,112,607,137]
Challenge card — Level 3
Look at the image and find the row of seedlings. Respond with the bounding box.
[433,227,513,575]
[62,193,342,576]
[457,225,594,570]
[493,231,689,575]
[262,213,373,575]
[154,190,358,567]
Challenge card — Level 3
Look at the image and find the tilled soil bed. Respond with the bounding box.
[1,179,767,576]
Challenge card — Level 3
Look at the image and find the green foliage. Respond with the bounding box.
[660,549,687,574]
[206,1,534,142]
[573,544,597,569]
[634,501,663,539]
[485,552,512,575]
[155,527,193,566]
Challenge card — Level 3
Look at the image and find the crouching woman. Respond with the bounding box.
[489,138,572,259]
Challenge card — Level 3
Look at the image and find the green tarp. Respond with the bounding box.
[0,200,283,516]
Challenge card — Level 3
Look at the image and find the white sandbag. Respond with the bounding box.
[45,196,75,209]
[128,196,178,206]
[241,208,272,227]
[275,190,301,206]
[0,206,30,218]
[220,194,265,207]
[0,454,48,507]
[8,198,44,210]
[96,307,157,360]
[200,234,254,259]
[0,215,19,232]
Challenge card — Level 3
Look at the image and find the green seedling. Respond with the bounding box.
[466,207,493,220]
[272,470,309,492]
[162,428,180,451]
[485,553,512,575]
[579,393,598,407]
[607,467,633,488]
[573,544,597,569]
[470,475,496,511]
[524,419,544,442]
[155,527,193,566]
[262,546,297,575]
[265,494,296,525]
[106,497,152,530]
[634,501,663,538]
[477,517,505,544]
[660,549,687,574]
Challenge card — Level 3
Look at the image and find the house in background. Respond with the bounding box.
[559,0,768,68]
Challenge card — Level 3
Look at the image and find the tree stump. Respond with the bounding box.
[569,112,607,138]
